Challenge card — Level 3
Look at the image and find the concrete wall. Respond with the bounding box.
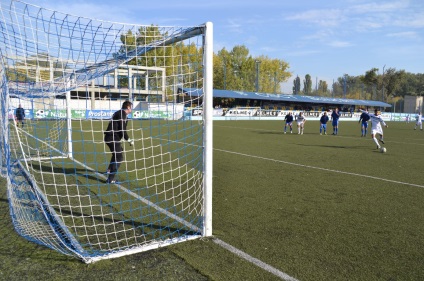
[404,95,423,113]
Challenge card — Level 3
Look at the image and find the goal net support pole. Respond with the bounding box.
[203,22,213,237]
[66,90,73,159]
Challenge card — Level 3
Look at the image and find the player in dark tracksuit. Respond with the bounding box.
[15,104,25,127]
[359,111,371,137]
[320,112,329,135]
[104,101,133,184]
[284,112,294,134]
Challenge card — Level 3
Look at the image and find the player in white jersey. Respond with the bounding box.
[296,112,306,135]
[414,112,422,130]
[367,109,388,149]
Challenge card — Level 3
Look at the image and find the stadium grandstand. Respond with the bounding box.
[178,87,392,120]
[179,87,391,111]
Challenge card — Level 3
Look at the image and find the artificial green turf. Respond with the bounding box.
[212,120,424,280]
[1,119,424,280]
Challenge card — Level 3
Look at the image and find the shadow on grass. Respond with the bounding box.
[0,178,198,264]
[28,162,105,183]
[0,189,75,263]
[55,201,199,237]
[256,131,283,135]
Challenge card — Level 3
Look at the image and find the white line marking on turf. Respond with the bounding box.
[157,135,422,278]
[215,148,424,189]
[154,137,299,279]
[213,238,299,281]
[215,125,424,146]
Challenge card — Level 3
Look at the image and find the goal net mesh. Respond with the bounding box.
[0,0,210,263]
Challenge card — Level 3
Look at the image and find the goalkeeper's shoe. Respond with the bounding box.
[106,179,118,184]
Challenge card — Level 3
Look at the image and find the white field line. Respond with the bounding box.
[71,156,201,233]
[213,238,299,281]
[156,127,422,279]
[211,144,423,279]
[215,125,424,146]
[154,137,299,279]
[18,130,200,233]
[215,148,424,188]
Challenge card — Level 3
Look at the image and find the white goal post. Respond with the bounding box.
[0,0,213,263]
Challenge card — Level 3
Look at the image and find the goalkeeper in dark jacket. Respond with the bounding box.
[104,100,134,184]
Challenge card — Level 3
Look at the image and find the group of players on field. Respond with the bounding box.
[284,109,423,150]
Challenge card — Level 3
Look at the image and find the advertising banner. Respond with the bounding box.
[86,110,115,119]
[213,109,224,116]
[33,109,67,119]
[24,109,87,119]
[192,108,203,116]
[13,109,173,120]
[72,110,86,119]
[132,110,171,119]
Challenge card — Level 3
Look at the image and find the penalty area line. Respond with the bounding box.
[213,238,299,281]
[215,148,424,189]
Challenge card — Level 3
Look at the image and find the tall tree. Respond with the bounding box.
[303,74,312,95]
[117,26,203,100]
[293,75,301,95]
[362,68,379,86]
[398,72,424,97]
[382,68,406,101]
[212,45,291,93]
[317,80,329,96]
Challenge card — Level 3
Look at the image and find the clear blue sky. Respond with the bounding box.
[36,0,424,93]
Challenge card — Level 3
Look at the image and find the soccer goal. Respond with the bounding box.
[0,0,213,263]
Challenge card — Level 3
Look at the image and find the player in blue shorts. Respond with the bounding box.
[331,108,340,135]
[359,110,370,137]
[319,111,329,135]
[284,112,294,134]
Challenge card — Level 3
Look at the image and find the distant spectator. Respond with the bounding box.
[15,104,25,127]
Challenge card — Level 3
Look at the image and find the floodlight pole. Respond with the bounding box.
[255,60,261,92]
[343,75,347,99]
[223,62,227,90]
[382,64,386,102]
[274,71,277,94]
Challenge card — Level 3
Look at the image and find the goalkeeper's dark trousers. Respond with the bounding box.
[105,136,123,182]
[17,118,24,127]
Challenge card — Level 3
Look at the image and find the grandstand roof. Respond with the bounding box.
[180,88,392,108]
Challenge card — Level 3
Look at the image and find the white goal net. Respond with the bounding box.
[0,0,213,263]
